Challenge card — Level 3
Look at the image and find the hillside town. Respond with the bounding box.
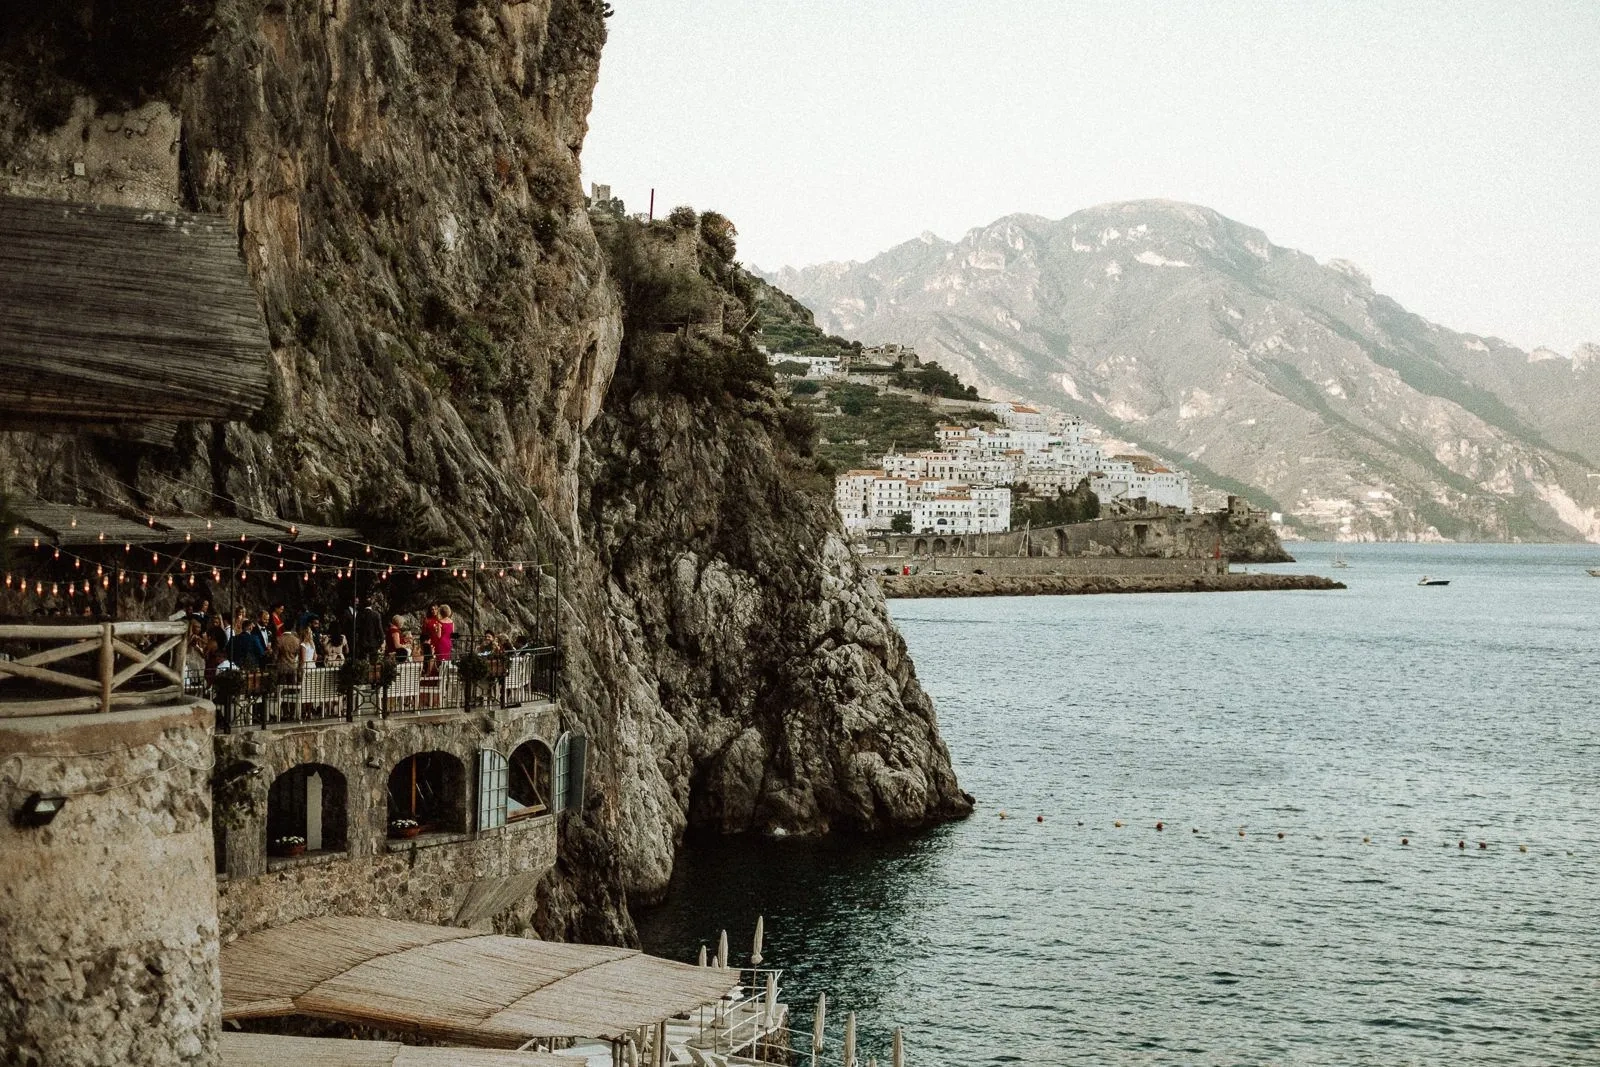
[831,397,1193,535]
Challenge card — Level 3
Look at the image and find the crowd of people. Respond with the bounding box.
[184,596,480,684]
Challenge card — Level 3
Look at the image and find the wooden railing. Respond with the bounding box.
[0,620,190,717]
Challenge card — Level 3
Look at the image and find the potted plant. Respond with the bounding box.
[456,652,492,706]
[270,835,306,857]
[212,667,247,707]
[389,817,420,839]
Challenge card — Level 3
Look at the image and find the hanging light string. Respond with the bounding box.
[63,468,559,572]
[1,538,548,599]
[6,491,556,581]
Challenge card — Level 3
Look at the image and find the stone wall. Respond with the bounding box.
[0,701,220,1067]
[868,555,1225,578]
[860,507,1291,564]
[215,702,561,940]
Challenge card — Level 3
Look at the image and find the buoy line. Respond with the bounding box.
[986,810,1577,856]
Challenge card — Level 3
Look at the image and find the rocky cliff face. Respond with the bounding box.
[0,0,969,942]
[769,202,1600,543]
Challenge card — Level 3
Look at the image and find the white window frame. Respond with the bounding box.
[477,748,508,831]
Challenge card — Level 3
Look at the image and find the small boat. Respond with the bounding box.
[1589,568,1600,577]
[1331,553,1349,569]
[1418,576,1450,586]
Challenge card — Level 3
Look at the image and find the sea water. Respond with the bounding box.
[636,543,1599,1064]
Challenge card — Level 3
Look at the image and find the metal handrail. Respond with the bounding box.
[197,646,558,733]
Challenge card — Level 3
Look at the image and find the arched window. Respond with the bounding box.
[266,763,348,856]
[387,751,467,834]
[507,739,554,819]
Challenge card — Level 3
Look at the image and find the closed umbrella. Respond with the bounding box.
[718,929,729,970]
[812,992,827,1064]
[844,1012,856,1067]
[764,971,778,1027]
[752,915,765,966]
[892,1027,904,1067]
[698,944,707,967]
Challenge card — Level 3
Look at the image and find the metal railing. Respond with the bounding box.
[0,619,190,717]
[193,646,558,733]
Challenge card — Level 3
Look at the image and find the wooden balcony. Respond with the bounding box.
[0,619,190,717]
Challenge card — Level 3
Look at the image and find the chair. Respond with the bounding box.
[388,660,422,713]
[502,653,532,706]
[301,666,339,720]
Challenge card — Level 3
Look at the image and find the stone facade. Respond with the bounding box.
[0,701,221,1067]
[214,702,563,940]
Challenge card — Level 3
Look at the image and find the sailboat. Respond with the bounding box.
[1331,552,1349,569]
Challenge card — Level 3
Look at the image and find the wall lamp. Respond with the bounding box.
[15,792,68,827]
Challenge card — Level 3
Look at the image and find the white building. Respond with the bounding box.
[908,485,1011,535]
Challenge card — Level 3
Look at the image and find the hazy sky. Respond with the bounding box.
[583,1,1600,353]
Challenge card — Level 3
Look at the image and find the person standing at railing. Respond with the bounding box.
[436,604,454,661]
[420,604,442,674]
[353,596,384,659]
[386,615,413,661]
[229,620,265,669]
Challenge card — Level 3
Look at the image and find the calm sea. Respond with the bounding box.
[636,543,1600,1065]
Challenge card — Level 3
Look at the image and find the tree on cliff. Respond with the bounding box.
[1012,478,1100,527]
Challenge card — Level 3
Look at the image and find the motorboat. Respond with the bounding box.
[1418,576,1450,586]
[1331,553,1349,569]
[1589,568,1600,577]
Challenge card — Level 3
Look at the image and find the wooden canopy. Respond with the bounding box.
[0,194,271,427]
[221,1033,575,1067]
[221,916,737,1046]
[5,502,358,549]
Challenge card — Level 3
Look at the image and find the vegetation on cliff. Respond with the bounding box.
[0,0,969,943]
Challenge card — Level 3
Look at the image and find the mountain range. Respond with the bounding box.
[766,201,1600,542]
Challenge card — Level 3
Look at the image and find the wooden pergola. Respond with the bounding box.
[221,916,738,1050]
[0,194,271,429]
[221,1033,574,1067]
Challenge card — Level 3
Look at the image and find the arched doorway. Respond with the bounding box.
[266,763,348,856]
[914,538,928,555]
[387,751,467,835]
[507,739,554,819]
[932,538,947,554]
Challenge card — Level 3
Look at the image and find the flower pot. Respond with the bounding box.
[273,843,305,858]
[391,825,421,839]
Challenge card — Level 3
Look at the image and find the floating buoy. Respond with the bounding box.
[1519,844,1528,853]
[1458,840,1466,850]
[1191,827,1198,834]
[1238,829,1246,838]
[1113,820,1123,828]
[998,811,1008,820]
[1076,820,1083,827]
[1276,831,1285,840]
[1036,815,1044,823]
[1400,837,1409,846]
[1155,821,1164,831]
[1478,841,1487,850]
[1362,836,1370,845]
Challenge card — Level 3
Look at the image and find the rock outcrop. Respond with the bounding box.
[0,0,969,942]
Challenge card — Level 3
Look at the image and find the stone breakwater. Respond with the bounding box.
[880,572,1346,598]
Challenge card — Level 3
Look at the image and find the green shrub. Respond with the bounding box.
[790,379,821,394]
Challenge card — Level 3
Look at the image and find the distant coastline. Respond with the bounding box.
[879,572,1344,598]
